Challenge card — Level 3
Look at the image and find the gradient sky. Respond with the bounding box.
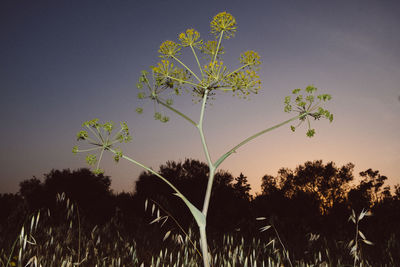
[1,0,399,195]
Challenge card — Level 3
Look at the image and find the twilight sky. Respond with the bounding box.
[1,0,399,195]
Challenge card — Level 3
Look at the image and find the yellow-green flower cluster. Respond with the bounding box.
[152,60,176,78]
[179,29,202,48]
[158,40,181,59]
[152,60,189,92]
[227,69,261,97]
[240,50,261,67]
[284,86,333,137]
[73,119,132,174]
[210,11,237,39]
[135,67,181,123]
[201,40,225,61]
[203,61,228,84]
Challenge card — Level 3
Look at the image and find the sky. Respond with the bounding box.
[1,0,399,195]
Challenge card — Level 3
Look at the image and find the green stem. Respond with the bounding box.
[77,206,81,264]
[172,56,201,82]
[112,150,182,196]
[214,113,306,169]
[196,89,214,267]
[212,31,224,65]
[197,90,213,167]
[96,148,105,170]
[157,99,197,126]
[191,45,204,78]
[165,74,204,88]
[197,89,216,216]
[199,225,210,267]
[226,64,250,77]
[86,125,102,144]
[76,147,101,153]
[202,167,215,217]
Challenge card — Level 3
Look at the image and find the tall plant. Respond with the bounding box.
[73,11,333,267]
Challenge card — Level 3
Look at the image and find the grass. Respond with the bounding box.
[0,194,396,267]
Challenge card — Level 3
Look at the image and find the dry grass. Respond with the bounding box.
[0,194,394,267]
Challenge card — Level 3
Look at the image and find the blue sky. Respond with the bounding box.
[1,0,399,194]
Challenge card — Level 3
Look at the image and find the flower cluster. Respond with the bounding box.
[240,50,261,68]
[135,11,262,119]
[202,61,228,85]
[200,40,225,61]
[73,119,132,174]
[135,68,185,123]
[226,69,261,98]
[158,40,181,59]
[210,11,237,39]
[284,85,333,137]
[179,29,203,48]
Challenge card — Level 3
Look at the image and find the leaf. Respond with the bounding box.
[149,216,164,225]
[347,239,354,248]
[359,209,367,221]
[160,216,168,228]
[173,193,205,227]
[259,225,271,232]
[358,230,366,240]
[163,230,171,241]
[362,239,374,245]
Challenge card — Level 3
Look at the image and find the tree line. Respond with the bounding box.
[1,159,399,263]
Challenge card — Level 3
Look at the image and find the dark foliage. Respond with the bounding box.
[1,159,399,265]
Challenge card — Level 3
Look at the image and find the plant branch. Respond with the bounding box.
[214,113,306,169]
[191,45,204,78]
[157,98,197,126]
[172,56,201,82]
[212,31,224,65]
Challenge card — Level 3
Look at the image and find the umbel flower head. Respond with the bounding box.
[179,29,203,48]
[240,50,261,68]
[201,40,225,61]
[135,11,262,119]
[73,119,131,174]
[284,85,333,137]
[210,11,237,39]
[158,40,181,59]
[135,67,189,123]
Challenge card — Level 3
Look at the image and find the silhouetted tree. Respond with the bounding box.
[348,168,388,212]
[233,173,251,200]
[17,168,114,224]
[260,174,279,195]
[279,160,355,213]
[43,168,114,224]
[19,177,46,211]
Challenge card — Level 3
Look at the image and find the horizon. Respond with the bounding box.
[1,0,399,195]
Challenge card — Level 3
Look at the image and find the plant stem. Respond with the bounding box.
[157,99,197,126]
[191,45,204,78]
[226,63,250,77]
[197,90,213,167]
[166,74,203,88]
[212,31,224,65]
[109,149,183,198]
[172,56,202,82]
[272,223,293,267]
[214,113,306,169]
[199,225,210,267]
[354,219,359,267]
